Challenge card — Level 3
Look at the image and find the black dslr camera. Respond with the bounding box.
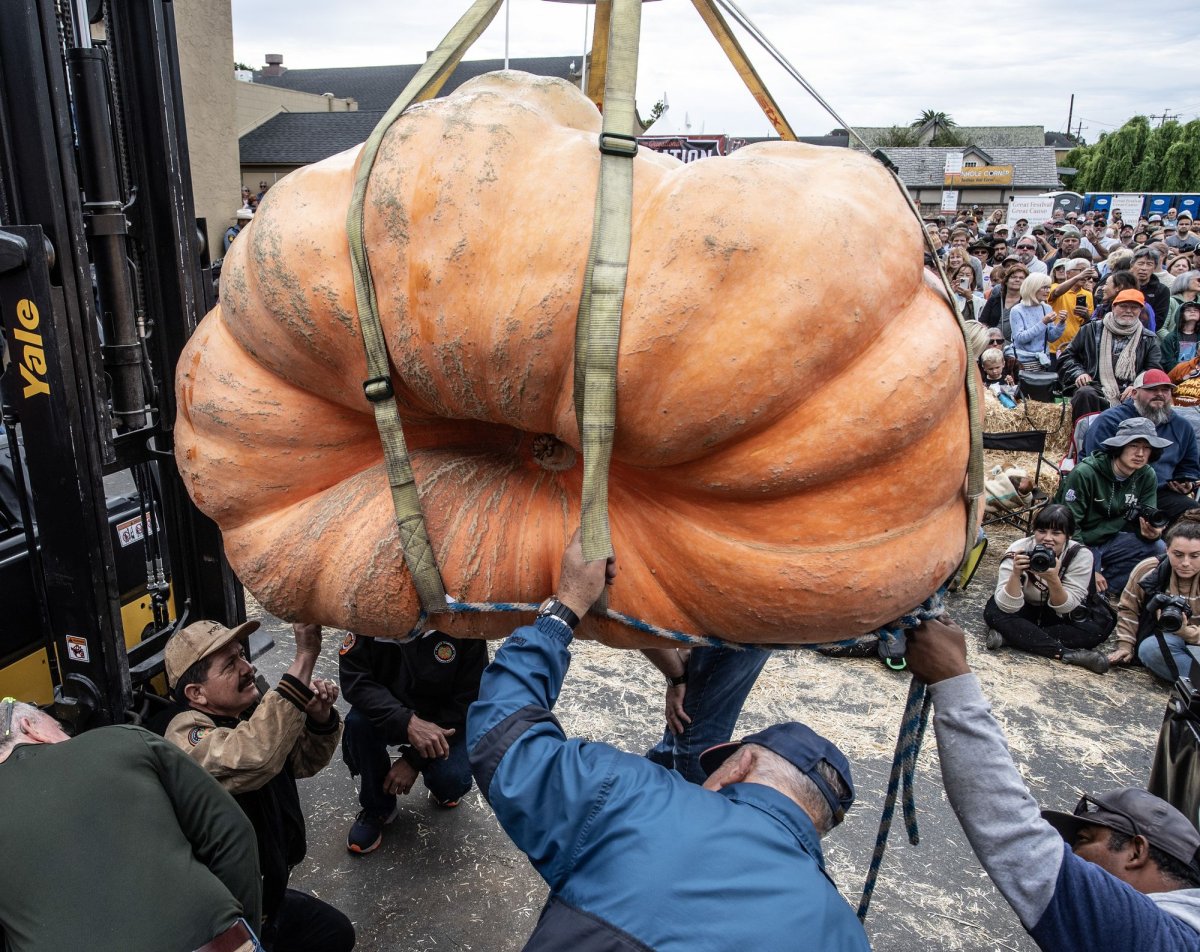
[1027,543,1057,573]
[1147,592,1193,633]
[1127,502,1171,530]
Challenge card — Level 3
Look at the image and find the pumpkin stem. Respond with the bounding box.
[532,434,577,472]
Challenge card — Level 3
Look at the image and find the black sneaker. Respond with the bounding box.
[985,629,1004,651]
[346,805,398,854]
[1061,649,1110,674]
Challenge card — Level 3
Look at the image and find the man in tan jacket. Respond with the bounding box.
[157,619,354,952]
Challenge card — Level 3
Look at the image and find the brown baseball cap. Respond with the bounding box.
[164,619,260,687]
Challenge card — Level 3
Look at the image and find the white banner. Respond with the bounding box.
[1007,196,1054,225]
[944,152,964,175]
[941,190,959,213]
[1110,193,1145,223]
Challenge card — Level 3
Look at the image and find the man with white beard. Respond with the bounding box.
[1085,369,1200,524]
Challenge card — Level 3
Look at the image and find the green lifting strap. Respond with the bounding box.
[572,0,643,562]
[344,0,504,613]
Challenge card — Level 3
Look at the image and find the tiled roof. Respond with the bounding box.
[239,111,385,165]
[877,147,1063,189]
[1044,131,1076,148]
[253,56,578,112]
[852,125,1046,149]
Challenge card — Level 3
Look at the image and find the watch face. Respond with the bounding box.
[538,597,556,614]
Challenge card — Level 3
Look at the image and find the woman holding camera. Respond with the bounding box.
[983,504,1114,673]
[1110,514,1200,682]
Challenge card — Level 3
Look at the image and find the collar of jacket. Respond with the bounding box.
[719,781,833,885]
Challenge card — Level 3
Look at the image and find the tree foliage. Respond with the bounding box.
[875,125,920,147]
[1066,116,1200,192]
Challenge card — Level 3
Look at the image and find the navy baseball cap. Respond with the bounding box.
[700,723,855,825]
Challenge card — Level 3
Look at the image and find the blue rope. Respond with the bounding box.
[405,585,950,654]
[856,678,932,922]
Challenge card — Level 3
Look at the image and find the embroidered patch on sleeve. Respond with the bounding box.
[434,641,456,663]
[188,726,213,746]
[1064,488,1076,502]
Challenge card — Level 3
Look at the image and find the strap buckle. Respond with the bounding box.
[598,132,639,158]
[362,374,395,402]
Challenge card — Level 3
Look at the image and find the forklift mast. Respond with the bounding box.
[0,0,244,728]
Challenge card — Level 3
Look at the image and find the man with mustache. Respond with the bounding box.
[158,620,354,952]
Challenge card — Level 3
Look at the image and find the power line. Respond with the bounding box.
[1149,108,1182,127]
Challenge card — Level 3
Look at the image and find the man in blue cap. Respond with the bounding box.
[468,530,868,951]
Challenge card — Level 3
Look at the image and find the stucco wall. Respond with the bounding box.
[236,82,356,136]
[174,0,240,259]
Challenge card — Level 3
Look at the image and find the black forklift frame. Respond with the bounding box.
[0,0,244,727]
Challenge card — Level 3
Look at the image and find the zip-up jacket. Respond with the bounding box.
[1083,402,1200,487]
[155,675,340,921]
[1055,450,1158,546]
[338,630,486,744]
[1057,320,1163,390]
[467,618,869,952]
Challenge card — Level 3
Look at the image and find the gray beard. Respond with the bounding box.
[1137,402,1173,427]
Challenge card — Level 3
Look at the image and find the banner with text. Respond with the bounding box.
[1007,196,1054,225]
[638,136,726,163]
[1110,193,1146,223]
[945,165,1014,187]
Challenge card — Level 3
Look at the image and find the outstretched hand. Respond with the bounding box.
[557,528,617,619]
[905,615,971,685]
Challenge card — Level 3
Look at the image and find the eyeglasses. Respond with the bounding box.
[1017,245,1036,250]
[2,697,15,740]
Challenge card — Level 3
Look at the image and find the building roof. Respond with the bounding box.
[877,147,1063,189]
[729,134,849,150]
[252,56,578,112]
[1044,131,1076,149]
[239,111,385,165]
[852,125,1047,150]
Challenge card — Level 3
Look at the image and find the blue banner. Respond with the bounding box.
[1085,194,1112,212]
[1178,195,1200,219]
[1146,194,1175,216]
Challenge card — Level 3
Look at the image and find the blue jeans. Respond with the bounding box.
[1092,531,1165,595]
[646,644,771,784]
[343,707,473,814]
[1138,633,1200,683]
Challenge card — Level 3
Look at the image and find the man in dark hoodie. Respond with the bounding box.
[908,615,1200,951]
[338,629,486,854]
[158,620,353,952]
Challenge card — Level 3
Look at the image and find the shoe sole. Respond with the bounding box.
[346,806,399,855]
[347,833,383,855]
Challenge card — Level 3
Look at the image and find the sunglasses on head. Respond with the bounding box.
[1073,793,1142,839]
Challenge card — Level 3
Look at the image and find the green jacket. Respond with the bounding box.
[0,725,261,952]
[1055,450,1158,546]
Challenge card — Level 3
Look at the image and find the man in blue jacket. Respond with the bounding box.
[1084,369,1200,524]
[467,531,869,951]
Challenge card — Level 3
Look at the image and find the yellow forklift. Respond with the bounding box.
[0,0,255,729]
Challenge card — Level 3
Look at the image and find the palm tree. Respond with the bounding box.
[912,109,957,131]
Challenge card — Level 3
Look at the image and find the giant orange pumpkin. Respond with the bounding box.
[176,71,975,649]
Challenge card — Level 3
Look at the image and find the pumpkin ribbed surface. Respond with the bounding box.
[175,71,975,648]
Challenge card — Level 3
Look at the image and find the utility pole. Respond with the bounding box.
[1066,93,1074,138]
[1074,120,1086,143]
[1149,109,1181,128]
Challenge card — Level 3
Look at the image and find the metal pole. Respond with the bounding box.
[580,4,588,92]
[504,0,509,69]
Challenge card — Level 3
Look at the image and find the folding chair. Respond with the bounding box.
[981,429,1055,535]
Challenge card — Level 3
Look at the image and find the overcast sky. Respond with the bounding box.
[232,0,1200,140]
